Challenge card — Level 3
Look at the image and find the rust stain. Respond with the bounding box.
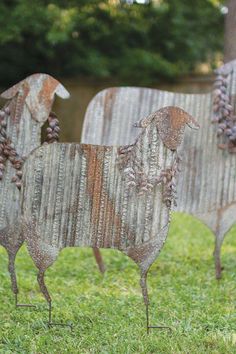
[38,77,58,114]
[102,88,118,139]
[84,144,135,248]
[11,82,30,125]
[104,88,117,121]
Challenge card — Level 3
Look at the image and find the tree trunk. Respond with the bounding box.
[224,0,236,62]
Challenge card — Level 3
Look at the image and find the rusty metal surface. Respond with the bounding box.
[0,74,70,299]
[81,60,236,279]
[20,107,198,328]
[212,59,236,152]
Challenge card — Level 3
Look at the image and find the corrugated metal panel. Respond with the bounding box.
[21,107,198,328]
[81,61,236,279]
[23,107,196,252]
[0,74,69,298]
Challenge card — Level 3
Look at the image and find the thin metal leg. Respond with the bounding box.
[49,300,52,324]
[146,301,171,332]
[146,301,150,334]
[140,270,172,334]
[213,238,223,280]
[93,248,105,274]
[8,252,35,308]
[37,270,72,329]
[8,252,18,295]
[48,301,72,329]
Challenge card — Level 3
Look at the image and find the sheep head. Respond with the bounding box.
[1,73,70,124]
[134,106,199,150]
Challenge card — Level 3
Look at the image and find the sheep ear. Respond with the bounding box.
[1,81,25,99]
[55,82,70,99]
[1,74,70,124]
[185,113,199,130]
[24,74,70,123]
[133,112,156,128]
[155,106,199,150]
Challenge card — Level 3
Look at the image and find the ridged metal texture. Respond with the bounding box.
[0,74,70,297]
[81,60,236,279]
[20,107,198,326]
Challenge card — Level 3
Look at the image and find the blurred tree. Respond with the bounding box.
[224,0,236,61]
[0,0,224,85]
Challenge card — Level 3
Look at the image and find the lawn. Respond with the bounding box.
[0,213,236,353]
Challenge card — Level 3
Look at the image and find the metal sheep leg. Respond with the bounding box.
[26,237,72,329]
[37,268,72,329]
[0,228,35,308]
[37,270,53,326]
[213,233,225,280]
[7,251,19,304]
[7,249,36,308]
[92,248,105,274]
[140,269,171,334]
[24,221,72,327]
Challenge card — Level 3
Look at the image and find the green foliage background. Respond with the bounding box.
[0,0,224,86]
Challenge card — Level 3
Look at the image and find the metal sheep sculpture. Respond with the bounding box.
[81,60,236,279]
[0,73,70,306]
[20,106,199,330]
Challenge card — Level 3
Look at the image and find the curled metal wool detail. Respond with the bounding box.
[212,59,236,152]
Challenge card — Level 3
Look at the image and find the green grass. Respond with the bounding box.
[0,213,236,353]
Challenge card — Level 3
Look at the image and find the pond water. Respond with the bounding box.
[0,77,213,143]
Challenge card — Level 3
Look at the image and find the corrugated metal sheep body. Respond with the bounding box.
[21,106,199,329]
[82,59,236,280]
[0,73,70,306]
